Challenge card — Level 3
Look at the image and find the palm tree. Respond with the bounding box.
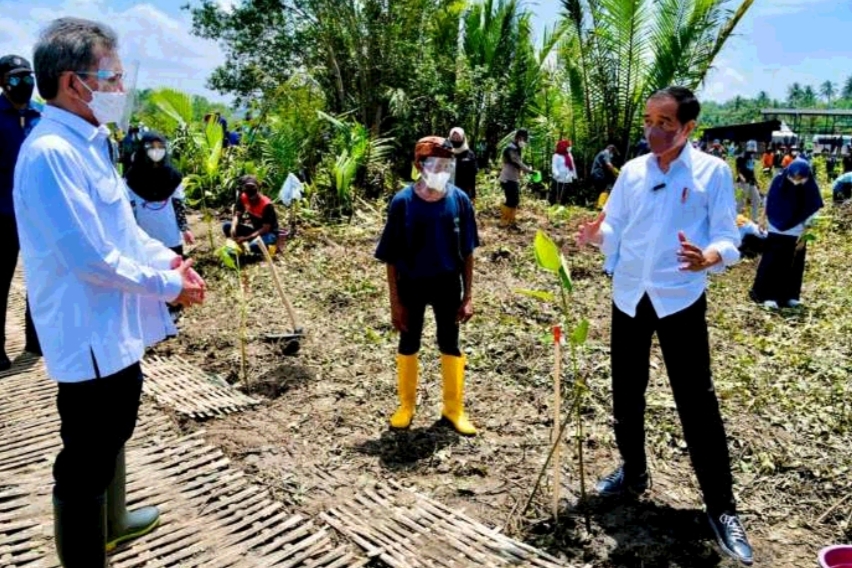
[558,0,755,157]
[802,85,817,107]
[842,75,852,100]
[820,80,836,106]
[756,90,770,109]
[788,82,803,106]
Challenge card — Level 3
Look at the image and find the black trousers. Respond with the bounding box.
[0,215,40,354]
[501,181,520,208]
[750,233,805,304]
[53,363,144,502]
[398,274,462,357]
[548,181,571,205]
[611,294,736,515]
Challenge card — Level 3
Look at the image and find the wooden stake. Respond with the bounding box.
[255,238,300,331]
[552,325,562,520]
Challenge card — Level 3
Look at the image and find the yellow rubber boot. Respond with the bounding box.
[507,207,518,226]
[440,354,477,435]
[499,205,510,227]
[390,354,418,429]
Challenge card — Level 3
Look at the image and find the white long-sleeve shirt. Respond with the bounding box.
[552,154,576,183]
[600,143,740,318]
[13,105,182,383]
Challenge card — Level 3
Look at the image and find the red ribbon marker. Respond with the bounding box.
[553,325,562,343]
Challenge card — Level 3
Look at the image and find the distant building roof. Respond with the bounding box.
[702,120,781,143]
[761,108,852,117]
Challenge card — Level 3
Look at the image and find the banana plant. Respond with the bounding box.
[516,230,591,529]
[182,118,225,250]
[151,88,224,251]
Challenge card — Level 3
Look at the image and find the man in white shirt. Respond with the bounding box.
[577,87,753,566]
[13,18,205,567]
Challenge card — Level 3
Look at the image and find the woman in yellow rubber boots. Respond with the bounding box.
[375,136,480,435]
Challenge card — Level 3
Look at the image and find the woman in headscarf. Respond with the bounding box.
[124,131,194,257]
[549,139,576,205]
[448,127,478,206]
[125,132,195,321]
[750,159,823,309]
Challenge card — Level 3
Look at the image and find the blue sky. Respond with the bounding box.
[0,0,845,106]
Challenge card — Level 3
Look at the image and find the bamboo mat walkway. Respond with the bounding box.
[2,273,575,568]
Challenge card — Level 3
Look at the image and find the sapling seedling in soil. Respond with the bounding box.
[217,243,251,392]
[515,230,591,531]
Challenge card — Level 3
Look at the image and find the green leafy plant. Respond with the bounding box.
[515,230,591,529]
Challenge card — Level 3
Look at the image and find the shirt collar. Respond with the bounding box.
[649,142,693,173]
[42,104,110,143]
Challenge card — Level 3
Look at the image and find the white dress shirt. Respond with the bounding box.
[600,143,740,318]
[13,105,182,383]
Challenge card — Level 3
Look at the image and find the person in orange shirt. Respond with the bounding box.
[762,146,775,175]
[781,148,795,168]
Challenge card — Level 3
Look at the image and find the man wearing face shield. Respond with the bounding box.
[0,54,43,370]
[576,87,753,565]
[13,18,206,567]
[375,136,480,435]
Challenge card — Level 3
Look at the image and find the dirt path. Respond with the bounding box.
[162,194,852,567]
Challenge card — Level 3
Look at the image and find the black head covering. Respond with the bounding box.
[125,131,183,202]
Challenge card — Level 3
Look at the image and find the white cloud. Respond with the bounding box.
[216,0,238,13]
[0,0,229,103]
[698,61,750,103]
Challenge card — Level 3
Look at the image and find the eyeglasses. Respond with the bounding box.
[7,74,34,87]
[75,69,124,85]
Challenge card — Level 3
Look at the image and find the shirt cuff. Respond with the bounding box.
[599,222,617,257]
[162,270,183,303]
[704,241,740,274]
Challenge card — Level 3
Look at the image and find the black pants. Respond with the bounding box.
[501,181,520,208]
[0,215,40,354]
[750,233,805,304]
[548,181,571,205]
[53,363,144,502]
[398,274,462,357]
[611,294,736,515]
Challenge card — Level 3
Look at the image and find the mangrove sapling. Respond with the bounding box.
[217,244,251,392]
[515,230,592,531]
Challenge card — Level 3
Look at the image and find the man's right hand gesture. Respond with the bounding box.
[173,258,206,307]
[576,211,606,247]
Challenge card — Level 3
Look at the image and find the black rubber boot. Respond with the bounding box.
[53,493,107,567]
[106,447,160,551]
[24,298,42,356]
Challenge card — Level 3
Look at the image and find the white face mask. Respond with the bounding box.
[518,140,527,149]
[77,77,127,125]
[147,148,166,162]
[423,170,451,193]
[787,176,807,186]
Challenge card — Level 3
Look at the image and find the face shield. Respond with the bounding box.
[74,56,138,130]
[420,157,455,193]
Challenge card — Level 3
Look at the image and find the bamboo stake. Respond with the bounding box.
[552,325,562,520]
